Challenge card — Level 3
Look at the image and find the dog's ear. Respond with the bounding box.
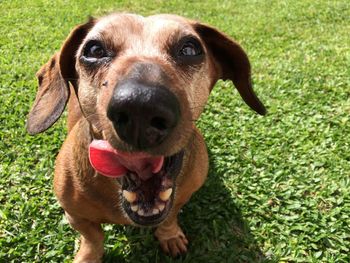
[27,19,95,135]
[193,23,266,115]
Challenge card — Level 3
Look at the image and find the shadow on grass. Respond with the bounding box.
[103,150,269,263]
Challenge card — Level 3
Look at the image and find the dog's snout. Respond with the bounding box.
[107,80,180,149]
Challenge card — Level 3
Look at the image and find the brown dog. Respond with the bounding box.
[27,13,265,262]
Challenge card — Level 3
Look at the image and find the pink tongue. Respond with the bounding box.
[88,140,164,180]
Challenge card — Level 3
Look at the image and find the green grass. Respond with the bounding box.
[1,0,349,262]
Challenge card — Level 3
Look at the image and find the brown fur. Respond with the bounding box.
[27,13,265,262]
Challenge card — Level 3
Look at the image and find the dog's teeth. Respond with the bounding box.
[138,209,145,216]
[152,208,160,215]
[131,205,139,212]
[159,188,172,201]
[158,203,165,212]
[123,190,137,203]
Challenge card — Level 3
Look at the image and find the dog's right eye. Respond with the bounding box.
[80,41,114,66]
[87,44,105,58]
[83,41,107,59]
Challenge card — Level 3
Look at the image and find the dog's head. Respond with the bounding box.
[27,13,265,226]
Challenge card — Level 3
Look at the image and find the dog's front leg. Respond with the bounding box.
[154,203,189,257]
[155,128,208,257]
[65,212,104,263]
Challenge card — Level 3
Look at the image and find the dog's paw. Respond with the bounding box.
[73,254,102,263]
[155,226,189,257]
[73,257,101,263]
[73,244,103,263]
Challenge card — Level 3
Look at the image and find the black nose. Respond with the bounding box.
[107,79,180,149]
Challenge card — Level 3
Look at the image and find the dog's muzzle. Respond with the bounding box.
[107,79,180,150]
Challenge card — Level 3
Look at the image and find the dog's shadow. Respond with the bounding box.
[103,150,268,263]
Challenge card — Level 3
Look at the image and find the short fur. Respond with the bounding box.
[27,13,265,262]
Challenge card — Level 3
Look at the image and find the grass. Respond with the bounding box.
[1,0,349,262]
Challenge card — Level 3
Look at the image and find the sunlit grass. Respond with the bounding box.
[1,0,349,262]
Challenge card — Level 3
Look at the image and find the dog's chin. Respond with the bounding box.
[118,150,184,226]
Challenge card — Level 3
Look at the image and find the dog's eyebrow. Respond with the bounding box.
[80,33,125,56]
[164,30,196,49]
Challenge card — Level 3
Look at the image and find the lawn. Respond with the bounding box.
[1,0,349,262]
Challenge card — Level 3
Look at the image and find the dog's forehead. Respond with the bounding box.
[145,14,194,35]
[86,13,195,43]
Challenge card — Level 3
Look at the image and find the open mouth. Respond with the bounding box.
[89,140,184,226]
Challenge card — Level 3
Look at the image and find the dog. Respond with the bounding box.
[26,13,266,262]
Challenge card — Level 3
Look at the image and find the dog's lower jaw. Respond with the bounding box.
[119,150,185,226]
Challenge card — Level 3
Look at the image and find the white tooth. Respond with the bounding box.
[131,205,139,212]
[159,188,172,201]
[123,190,137,203]
[152,208,160,215]
[158,203,165,212]
[138,209,145,216]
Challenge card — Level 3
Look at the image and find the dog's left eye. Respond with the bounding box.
[177,36,203,58]
[179,41,202,57]
[173,37,204,65]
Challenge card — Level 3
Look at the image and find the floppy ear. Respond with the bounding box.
[26,19,95,135]
[193,23,266,115]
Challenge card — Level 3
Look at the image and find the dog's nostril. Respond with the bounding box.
[116,112,129,125]
[150,117,168,131]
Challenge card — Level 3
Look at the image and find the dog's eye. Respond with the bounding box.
[80,40,114,66]
[84,42,107,59]
[178,37,203,57]
[173,37,204,65]
[179,41,202,57]
[88,45,105,58]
